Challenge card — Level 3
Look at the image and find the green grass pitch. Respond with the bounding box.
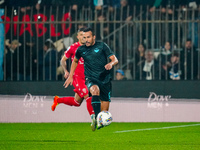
[0,122,200,150]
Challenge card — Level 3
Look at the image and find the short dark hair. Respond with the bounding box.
[83,27,95,35]
[77,27,85,33]
[186,38,192,42]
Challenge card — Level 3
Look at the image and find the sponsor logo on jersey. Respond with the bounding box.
[79,61,84,64]
[94,48,99,53]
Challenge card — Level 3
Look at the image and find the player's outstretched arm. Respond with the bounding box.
[63,58,79,88]
[60,55,69,79]
[105,55,118,70]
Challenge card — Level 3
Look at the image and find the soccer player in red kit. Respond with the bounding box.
[51,28,94,124]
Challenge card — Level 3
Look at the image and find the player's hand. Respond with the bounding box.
[64,71,69,79]
[63,76,73,88]
[105,63,113,70]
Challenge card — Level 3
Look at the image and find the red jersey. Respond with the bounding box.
[64,42,85,78]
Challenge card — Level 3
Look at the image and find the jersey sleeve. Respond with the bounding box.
[64,46,72,58]
[75,47,81,60]
[103,42,114,58]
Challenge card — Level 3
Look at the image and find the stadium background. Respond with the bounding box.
[0,2,200,123]
[0,81,200,123]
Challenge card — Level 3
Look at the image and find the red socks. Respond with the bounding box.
[57,97,80,107]
[85,97,95,116]
[56,96,94,116]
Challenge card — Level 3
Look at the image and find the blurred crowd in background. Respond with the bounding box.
[0,0,200,81]
[1,0,200,11]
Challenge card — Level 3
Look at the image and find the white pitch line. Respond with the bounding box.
[114,123,200,133]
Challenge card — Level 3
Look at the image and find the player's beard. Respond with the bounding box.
[86,39,95,47]
[86,42,91,46]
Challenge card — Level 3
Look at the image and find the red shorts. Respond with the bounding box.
[72,75,89,98]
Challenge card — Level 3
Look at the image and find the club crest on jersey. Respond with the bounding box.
[94,48,99,53]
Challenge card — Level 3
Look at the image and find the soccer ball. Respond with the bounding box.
[97,111,112,126]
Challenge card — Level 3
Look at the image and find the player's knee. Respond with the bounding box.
[76,100,82,105]
[74,95,84,105]
[90,85,100,95]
